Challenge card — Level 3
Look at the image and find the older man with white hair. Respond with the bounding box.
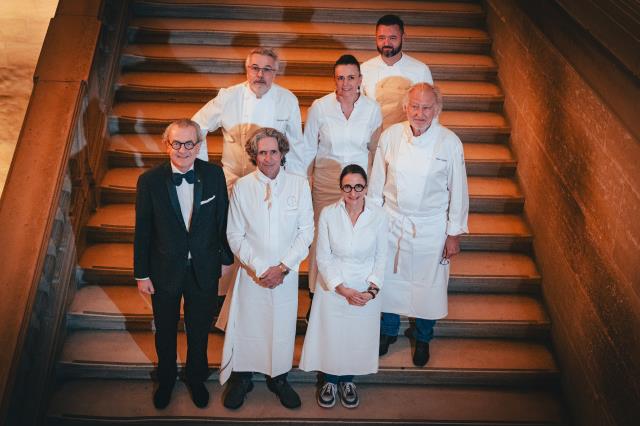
[368,82,469,367]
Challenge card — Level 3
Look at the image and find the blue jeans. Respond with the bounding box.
[324,374,354,384]
[381,312,436,343]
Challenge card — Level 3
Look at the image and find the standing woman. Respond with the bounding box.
[300,164,388,408]
[303,54,383,301]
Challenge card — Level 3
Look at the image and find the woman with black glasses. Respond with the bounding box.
[299,164,388,409]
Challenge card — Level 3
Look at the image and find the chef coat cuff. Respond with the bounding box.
[252,258,269,278]
[366,274,383,289]
[281,254,300,272]
[326,276,344,292]
[135,277,150,281]
[446,222,468,237]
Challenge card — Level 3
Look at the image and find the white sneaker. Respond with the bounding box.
[317,382,337,408]
[339,382,359,408]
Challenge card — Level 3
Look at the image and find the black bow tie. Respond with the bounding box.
[172,169,195,185]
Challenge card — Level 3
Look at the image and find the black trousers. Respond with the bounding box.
[152,260,217,385]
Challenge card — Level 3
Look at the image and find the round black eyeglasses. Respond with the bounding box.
[168,140,200,150]
[341,184,366,193]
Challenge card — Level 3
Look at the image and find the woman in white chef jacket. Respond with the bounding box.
[299,164,388,409]
[302,54,383,316]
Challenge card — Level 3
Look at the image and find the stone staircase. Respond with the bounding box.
[47,1,567,424]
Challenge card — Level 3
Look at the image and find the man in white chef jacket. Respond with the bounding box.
[192,47,305,298]
[219,127,314,410]
[361,14,434,129]
[368,82,469,367]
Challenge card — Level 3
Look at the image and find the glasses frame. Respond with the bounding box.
[340,184,366,193]
[167,140,200,151]
[246,65,276,75]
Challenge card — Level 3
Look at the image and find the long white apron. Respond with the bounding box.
[381,128,450,319]
[300,260,381,376]
[218,268,298,384]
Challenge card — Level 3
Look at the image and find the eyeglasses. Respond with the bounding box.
[247,65,276,75]
[439,257,450,265]
[340,184,366,193]
[168,140,200,150]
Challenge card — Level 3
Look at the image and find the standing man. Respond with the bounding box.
[219,127,314,410]
[134,119,233,409]
[192,47,306,299]
[191,47,306,186]
[368,83,469,367]
[361,14,434,129]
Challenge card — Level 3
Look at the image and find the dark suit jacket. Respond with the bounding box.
[134,159,233,293]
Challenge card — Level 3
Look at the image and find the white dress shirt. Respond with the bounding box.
[191,82,305,187]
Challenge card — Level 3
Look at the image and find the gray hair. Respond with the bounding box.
[403,82,443,115]
[245,127,289,166]
[162,119,203,144]
[245,47,280,71]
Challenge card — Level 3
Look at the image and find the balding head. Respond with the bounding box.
[403,83,443,136]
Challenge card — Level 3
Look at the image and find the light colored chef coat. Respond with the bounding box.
[300,199,388,376]
[361,54,433,129]
[191,82,305,188]
[368,121,468,319]
[302,91,382,291]
[219,167,314,384]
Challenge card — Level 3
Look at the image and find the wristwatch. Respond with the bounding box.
[279,263,290,276]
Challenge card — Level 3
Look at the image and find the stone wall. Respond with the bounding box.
[485,1,640,425]
[0,0,59,196]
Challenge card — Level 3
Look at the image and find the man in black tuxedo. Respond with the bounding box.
[134,118,233,409]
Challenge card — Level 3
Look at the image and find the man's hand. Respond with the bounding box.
[259,265,285,289]
[442,235,461,259]
[335,284,367,306]
[137,278,155,295]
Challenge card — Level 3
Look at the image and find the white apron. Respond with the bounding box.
[218,267,298,384]
[299,262,381,376]
[382,126,450,319]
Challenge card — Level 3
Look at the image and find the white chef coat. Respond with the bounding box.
[361,54,433,129]
[302,92,382,291]
[219,168,314,384]
[191,82,305,188]
[368,121,469,319]
[299,199,388,376]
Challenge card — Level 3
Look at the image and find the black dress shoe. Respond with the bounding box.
[153,382,175,409]
[266,377,301,409]
[223,377,254,409]
[413,340,430,367]
[189,382,209,408]
[379,334,398,356]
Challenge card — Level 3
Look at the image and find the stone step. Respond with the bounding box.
[57,329,559,386]
[121,45,497,80]
[109,134,516,176]
[79,244,541,294]
[108,102,511,143]
[68,285,549,339]
[126,18,491,53]
[132,0,487,27]
[117,72,504,111]
[98,167,523,212]
[87,198,530,251]
[48,379,566,426]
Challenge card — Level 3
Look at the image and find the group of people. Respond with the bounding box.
[133,14,469,412]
